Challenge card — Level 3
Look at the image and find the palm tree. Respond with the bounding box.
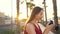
[52,0,58,25]
[30,0,33,1]
[43,0,47,25]
[52,0,59,34]
[16,0,20,34]
[26,2,35,9]
[26,0,35,17]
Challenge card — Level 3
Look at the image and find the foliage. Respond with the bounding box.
[0,29,14,34]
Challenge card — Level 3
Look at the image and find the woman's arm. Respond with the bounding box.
[43,29,49,34]
[26,23,36,34]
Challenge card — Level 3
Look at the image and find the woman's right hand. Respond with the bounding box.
[45,24,55,32]
[43,24,55,34]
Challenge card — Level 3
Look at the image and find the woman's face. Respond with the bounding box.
[35,10,43,20]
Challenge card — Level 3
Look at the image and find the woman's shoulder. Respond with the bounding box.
[26,23,35,33]
[26,23,35,30]
[26,23,34,28]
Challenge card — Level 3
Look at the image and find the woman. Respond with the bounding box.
[24,6,55,34]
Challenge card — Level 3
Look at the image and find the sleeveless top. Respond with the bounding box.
[24,23,42,34]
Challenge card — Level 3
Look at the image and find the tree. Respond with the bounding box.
[0,12,5,25]
[0,12,5,17]
[26,0,35,17]
[0,29,14,34]
[16,0,20,34]
[42,0,47,25]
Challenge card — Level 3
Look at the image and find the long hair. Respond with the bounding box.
[26,6,43,23]
[24,6,43,31]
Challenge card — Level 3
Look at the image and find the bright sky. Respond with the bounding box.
[0,0,16,17]
[0,0,60,19]
[0,0,11,17]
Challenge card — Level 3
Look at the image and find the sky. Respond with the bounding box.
[0,0,11,16]
[0,0,16,17]
[0,0,60,20]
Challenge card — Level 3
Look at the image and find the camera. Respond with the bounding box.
[49,20,53,25]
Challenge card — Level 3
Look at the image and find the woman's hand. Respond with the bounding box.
[43,24,55,34]
[46,24,55,31]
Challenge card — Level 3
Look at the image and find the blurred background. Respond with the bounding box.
[0,0,60,34]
